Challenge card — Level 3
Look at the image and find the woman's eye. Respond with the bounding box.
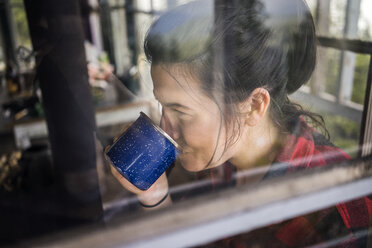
[173,109,186,116]
[173,109,192,119]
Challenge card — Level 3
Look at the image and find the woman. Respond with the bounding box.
[108,0,372,246]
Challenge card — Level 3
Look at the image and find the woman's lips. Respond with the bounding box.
[180,149,192,154]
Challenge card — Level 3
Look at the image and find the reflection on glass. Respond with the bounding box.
[201,196,371,247]
[352,54,369,104]
[359,0,372,41]
[0,33,4,71]
[329,0,347,38]
[9,0,34,71]
[104,0,372,247]
[303,46,368,157]
[311,0,372,42]
[1,0,371,246]
[323,48,343,96]
[10,0,32,49]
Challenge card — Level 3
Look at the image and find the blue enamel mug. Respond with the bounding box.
[105,112,181,190]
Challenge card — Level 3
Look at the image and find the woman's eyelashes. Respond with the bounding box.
[173,108,194,121]
[172,108,187,116]
[158,102,192,122]
[161,104,188,116]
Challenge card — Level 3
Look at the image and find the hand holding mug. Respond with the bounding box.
[105,112,180,206]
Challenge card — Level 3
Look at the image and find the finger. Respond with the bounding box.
[121,123,130,132]
[110,163,119,175]
[103,146,113,167]
[104,145,111,157]
[113,134,121,143]
[104,145,110,153]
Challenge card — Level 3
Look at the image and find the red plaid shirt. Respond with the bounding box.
[197,119,372,247]
[268,119,371,247]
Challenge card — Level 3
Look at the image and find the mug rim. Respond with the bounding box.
[140,112,181,151]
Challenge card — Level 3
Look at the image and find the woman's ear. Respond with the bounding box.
[240,88,271,126]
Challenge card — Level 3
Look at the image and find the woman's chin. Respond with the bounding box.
[178,154,205,172]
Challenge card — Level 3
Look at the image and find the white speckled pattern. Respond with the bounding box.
[106,113,180,190]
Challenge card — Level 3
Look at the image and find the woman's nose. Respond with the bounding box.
[160,110,179,140]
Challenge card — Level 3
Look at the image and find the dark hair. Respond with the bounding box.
[144,0,328,160]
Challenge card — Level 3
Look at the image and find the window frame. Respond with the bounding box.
[20,156,372,248]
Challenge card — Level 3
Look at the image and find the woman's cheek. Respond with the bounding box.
[184,128,211,152]
[178,117,197,138]
[179,115,218,153]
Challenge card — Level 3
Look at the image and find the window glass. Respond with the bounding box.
[305,0,317,14]
[10,0,31,48]
[9,0,34,71]
[313,0,372,41]
[359,0,372,41]
[0,32,4,72]
[329,0,347,38]
[295,49,369,157]
[101,1,372,246]
[1,0,371,247]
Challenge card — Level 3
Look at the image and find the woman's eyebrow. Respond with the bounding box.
[163,103,191,110]
[153,91,191,110]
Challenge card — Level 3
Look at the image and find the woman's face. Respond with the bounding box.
[151,65,238,172]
